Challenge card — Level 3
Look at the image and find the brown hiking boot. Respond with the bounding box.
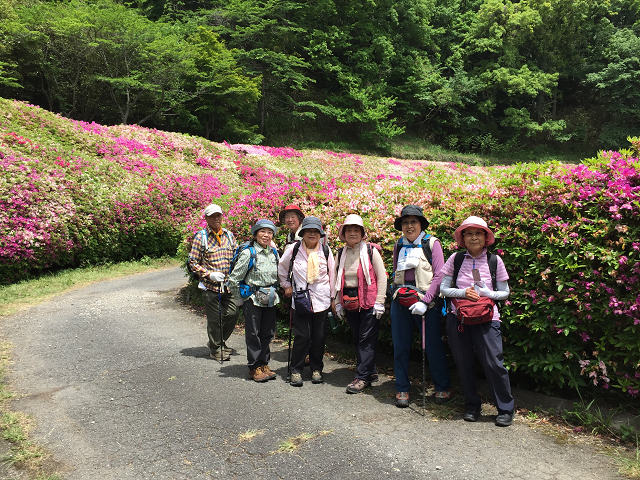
[262,365,277,381]
[249,366,270,383]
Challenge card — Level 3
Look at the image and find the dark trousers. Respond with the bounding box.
[445,313,514,413]
[203,290,237,354]
[291,309,328,374]
[242,301,276,370]
[345,307,379,381]
[391,299,450,393]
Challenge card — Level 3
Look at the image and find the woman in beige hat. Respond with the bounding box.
[440,216,514,426]
[333,214,387,394]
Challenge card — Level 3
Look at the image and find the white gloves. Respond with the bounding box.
[374,303,385,319]
[409,301,427,316]
[209,271,226,282]
[335,303,345,320]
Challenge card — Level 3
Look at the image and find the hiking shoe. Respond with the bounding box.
[495,411,514,427]
[311,370,323,384]
[463,409,481,422]
[368,372,379,383]
[222,344,234,355]
[433,390,452,405]
[210,350,230,361]
[262,365,277,381]
[249,366,270,383]
[395,392,409,408]
[346,378,369,394]
[290,372,303,387]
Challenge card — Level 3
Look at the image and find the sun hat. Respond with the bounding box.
[454,216,495,247]
[338,214,366,241]
[393,205,429,231]
[203,204,223,217]
[251,219,278,236]
[278,204,305,225]
[298,216,325,237]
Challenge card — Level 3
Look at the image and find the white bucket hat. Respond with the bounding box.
[454,216,495,247]
[338,214,366,241]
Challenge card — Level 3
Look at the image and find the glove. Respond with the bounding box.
[209,271,225,282]
[373,303,385,319]
[408,301,427,316]
[335,303,345,320]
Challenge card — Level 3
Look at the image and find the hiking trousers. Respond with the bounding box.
[291,309,328,374]
[242,301,276,370]
[345,307,379,381]
[203,290,237,354]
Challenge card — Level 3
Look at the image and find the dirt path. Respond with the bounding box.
[0,267,621,479]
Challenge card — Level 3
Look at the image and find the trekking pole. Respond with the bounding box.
[286,304,293,382]
[218,281,224,366]
[421,314,426,416]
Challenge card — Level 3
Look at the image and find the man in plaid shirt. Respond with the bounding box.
[188,204,238,361]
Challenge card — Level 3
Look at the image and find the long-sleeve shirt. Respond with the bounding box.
[228,243,280,307]
[187,227,236,293]
[393,235,445,305]
[339,244,387,305]
[278,242,336,312]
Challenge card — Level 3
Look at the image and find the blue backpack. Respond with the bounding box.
[230,241,280,298]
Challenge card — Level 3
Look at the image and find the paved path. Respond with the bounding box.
[1,268,620,479]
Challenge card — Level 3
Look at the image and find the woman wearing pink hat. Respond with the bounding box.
[440,216,514,427]
[333,214,387,394]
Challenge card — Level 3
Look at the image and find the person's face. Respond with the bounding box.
[284,211,301,232]
[344,225,364,248]
[205,213,222,231]
[302,229,321,249]
[255,228,274,248]
[401,216,422,242]
[462,227,486,253]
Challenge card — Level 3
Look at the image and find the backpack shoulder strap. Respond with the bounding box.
[223,229,234,245]
[452,251,466,288]
[199,229,208,251]
[287,241,302,281]
[271,246,280,263]
[367,243,373,262]
[392,238,402,271]
[420,234,433,266]
[322,243,330,274]
[487,251,498,290]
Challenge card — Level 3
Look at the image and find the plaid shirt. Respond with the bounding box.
[188,227,236,293]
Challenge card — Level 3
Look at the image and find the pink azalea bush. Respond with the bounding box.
[2,98,639,398]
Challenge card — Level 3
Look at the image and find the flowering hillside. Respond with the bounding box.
[1,98,639,398]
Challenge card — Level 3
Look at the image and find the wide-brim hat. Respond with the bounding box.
[251,219,278,236]
[204,203,223,217]
[339,214,366,241]
[299,216,325,237]
[393,205,429,231]
[278,204,305,224]
[454,216,495,247]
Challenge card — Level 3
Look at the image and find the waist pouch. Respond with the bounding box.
[238,282,254,299]
[342,287,360,311]
[453,297,495,328]
[293,288,314,314]
[254,286,277,307]
[394,286,421,308]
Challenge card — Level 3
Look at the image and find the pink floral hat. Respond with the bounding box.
[454,216,495,247]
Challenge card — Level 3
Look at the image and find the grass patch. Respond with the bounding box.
[273,430,332,454]
[238,429,265,442]
[0,255,179,318]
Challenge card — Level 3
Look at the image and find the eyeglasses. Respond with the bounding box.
[463,231,485,238]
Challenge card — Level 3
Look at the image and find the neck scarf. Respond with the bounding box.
[304,243,320,284]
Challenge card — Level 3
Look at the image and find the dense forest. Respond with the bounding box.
[1,0,638,151]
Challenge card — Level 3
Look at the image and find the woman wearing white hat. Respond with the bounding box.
[333,214,387,394]
[440,216,514,427]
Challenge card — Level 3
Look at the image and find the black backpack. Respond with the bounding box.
[287,241,330,282]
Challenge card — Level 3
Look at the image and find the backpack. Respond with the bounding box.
[287,240,330,282]
[229,241,280,280]
[451,250,498,290]
[392,234,435,270]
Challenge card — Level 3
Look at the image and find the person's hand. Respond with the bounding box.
[465,287,480,301]
[209,271,225,282]
[283,286,293,298]
[409,301,427,316]
[373,303,385,319]
[335,303,345,320]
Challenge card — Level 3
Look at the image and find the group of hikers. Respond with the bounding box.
[188,203,515,427]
